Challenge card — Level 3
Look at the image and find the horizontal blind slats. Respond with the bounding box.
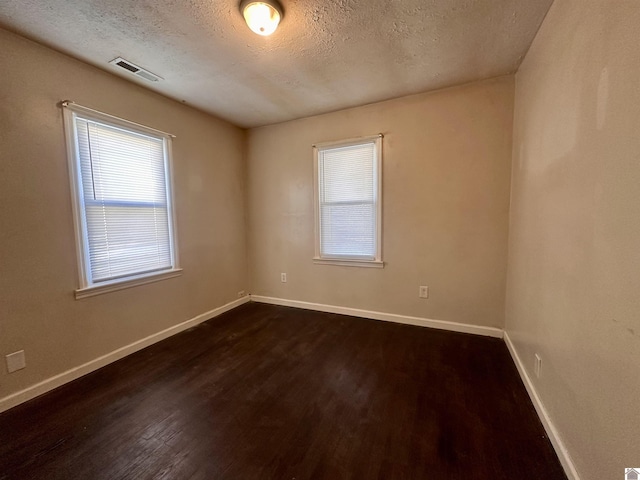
[320,203,375,257]
[76,116,173,283]
[320,143,375,203]
[318,141,377,259]
[80,121,167,204]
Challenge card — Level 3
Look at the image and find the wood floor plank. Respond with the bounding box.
[0,303,567,479]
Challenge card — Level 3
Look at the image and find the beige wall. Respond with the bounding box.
[0,29,248,400]
[247,77,514,328]
[506,1,640,479]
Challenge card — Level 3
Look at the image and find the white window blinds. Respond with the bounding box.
[73,116,175,284]
[315,136,382,263]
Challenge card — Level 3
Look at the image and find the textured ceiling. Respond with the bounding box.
[0,0,553,128]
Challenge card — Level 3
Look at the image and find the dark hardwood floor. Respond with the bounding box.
[0,303,566,479]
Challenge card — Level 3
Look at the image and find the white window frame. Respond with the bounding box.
[313,134,384,268]
[62,101,181,299]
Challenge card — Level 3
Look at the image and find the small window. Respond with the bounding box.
[313,135,383,268]
[63,102,180,298]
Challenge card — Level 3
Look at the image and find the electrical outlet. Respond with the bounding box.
[534,353,542,378]
[419,286,429,299]
[237,290,245,298]
[6,350,26,373]
[281,273,287,283]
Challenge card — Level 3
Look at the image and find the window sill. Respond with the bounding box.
[75,268,183,299]
[313,258,384,269]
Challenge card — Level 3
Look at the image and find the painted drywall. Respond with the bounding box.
[506,1,640,479]
[0,28,248,400]
[247,77,514,328]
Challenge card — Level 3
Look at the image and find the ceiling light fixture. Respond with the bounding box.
[240,0,283,36]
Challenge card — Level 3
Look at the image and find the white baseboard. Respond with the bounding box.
[0,296,250,414]
[503,331,580,480]
[250,295,503,338]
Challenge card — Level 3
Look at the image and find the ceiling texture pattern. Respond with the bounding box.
[0,0,553,127]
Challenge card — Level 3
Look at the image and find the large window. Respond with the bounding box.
[63,102,180,298]
[313,135,383,267]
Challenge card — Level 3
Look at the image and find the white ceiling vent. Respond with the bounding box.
[109,57,162,82]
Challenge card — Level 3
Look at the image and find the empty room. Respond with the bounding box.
[0,0,638,479]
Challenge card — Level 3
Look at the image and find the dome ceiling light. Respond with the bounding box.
[240,0,284,36]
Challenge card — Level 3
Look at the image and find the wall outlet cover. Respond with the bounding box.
[6,350,26,373]
[534,353,542,378]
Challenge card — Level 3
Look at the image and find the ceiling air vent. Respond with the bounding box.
[109,57,162,82]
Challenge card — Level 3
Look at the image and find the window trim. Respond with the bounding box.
[312,134,384,268]
[62,101,181,298]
